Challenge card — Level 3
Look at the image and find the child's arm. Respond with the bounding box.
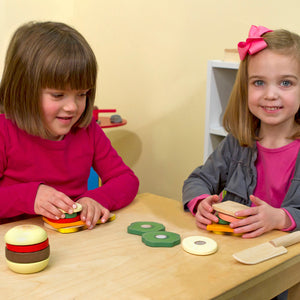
[76,197,110,229]
[230,195,292,238]
[0,182,42,218]
[182,134,236,210]
[195,195,220,230]
[78,119,139,211]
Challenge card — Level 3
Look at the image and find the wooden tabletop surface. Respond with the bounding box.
[1,193,300,299]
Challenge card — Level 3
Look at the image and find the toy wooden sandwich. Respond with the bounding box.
[5,225,50,274]
[206,200,249,236]
[43,203,115,233]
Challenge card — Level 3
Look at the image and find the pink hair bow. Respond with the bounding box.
[237,25,273,60]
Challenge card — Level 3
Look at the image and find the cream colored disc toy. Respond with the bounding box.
[182,236,217,255]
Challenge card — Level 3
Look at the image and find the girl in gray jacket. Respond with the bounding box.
[183,25,300,238]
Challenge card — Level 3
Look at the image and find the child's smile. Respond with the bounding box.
[41,88,88,141]
[261,105,283,112]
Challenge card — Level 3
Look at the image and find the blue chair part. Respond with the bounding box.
[88,167,99,190]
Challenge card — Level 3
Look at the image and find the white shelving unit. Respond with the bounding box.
[203,60,239,161]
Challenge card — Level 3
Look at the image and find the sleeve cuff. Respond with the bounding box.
[187,194,210,215]
[281,208,296,232]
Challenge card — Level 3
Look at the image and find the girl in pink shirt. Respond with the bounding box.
[0,21,139,228]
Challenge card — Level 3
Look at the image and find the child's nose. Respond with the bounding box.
[64,97,78,111]
[264,85,279,100]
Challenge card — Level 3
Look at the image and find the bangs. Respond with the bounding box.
[39,35,97,91]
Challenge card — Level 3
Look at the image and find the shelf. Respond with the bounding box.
[210,60,239,69]
[209,126,228,137]
[203,60,239,161]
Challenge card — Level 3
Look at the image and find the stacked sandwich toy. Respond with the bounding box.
[206,200,249,236]
[43,203,116,233]
[5,225,50,274]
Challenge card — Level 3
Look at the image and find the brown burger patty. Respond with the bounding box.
[5,246,50,263]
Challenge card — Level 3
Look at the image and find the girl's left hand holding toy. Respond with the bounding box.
[230,195,292,238]
[77,197,110,229]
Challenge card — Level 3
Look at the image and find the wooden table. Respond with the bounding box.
[1,193,300,299]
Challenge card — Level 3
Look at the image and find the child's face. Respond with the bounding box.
[40,88,88,140]
[247,49,300,135]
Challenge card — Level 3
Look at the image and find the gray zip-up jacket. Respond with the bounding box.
[182,134,300,231]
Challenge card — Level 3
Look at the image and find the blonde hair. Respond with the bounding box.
[0,21,97,138]
[223,29,300,147]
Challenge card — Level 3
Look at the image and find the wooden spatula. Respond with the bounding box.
[233,231,300,264]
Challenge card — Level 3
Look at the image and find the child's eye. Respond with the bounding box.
[77,90,89,98]
[253,80,264,87]
[51,93,64,98]
[78,93,87,97]
[281,80,292,87]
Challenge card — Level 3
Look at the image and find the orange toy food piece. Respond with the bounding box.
[218,212,244,223]
[43,214,116,231]
[206,223,234,233]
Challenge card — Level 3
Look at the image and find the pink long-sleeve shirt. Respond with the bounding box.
[0,114,139,219]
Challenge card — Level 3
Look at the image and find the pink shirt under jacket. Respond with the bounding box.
[0,115,139,218]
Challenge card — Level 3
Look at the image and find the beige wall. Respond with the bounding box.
[1,0,300,201]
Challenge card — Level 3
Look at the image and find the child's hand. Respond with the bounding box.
[195,195,220,230]
[230,195,292,238]
[76,197,110,229]
[34,184,77,219]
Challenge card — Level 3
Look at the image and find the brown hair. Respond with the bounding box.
[0,21,97,138]
[223,29,300,147]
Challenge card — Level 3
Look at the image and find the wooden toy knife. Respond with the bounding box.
[233,231,300,264]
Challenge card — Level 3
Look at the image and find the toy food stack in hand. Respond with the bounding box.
[206,200,248,236]
[43,203,115,233]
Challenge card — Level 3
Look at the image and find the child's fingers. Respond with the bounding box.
[195,211,216,226]
[99,209,111,223]
[53,195,77,215]
[249,194,261,204]
[90,209,101,229]
[195,219,209,230]
[230,214,257,229]
[79,204,88,223]
[38,205,62,220]
[35,185,76,219]
[41,202,69,220]
[202,195,219,212]
[80,204,99,229]
[35,198,65,219]
[77,198,110,229]
[234,208,254,218]
[241,228,265,239]
[198,208,219,223]
[230,215,265,237]
[211,194,220,203]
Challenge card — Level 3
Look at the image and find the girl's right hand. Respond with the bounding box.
[34,184,77,219]
[195,195,220,230]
